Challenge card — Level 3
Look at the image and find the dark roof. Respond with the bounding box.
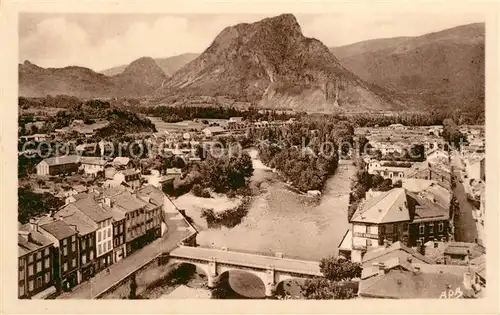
[359,268,475,299]
[73,195,113,222]
[362,241,435,266]
[406,191,449,222]
[444,242,485,258]
[137,185,164,206]
[56,212,96,235]
[40,155,80,166]
[121,169,140,176]
[112,191,146,213]
[40,220,77,240]
[18,224,54,257]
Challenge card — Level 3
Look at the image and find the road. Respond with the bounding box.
[57,211,195,299]
[451,152,478,243]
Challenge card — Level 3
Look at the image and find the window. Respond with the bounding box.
[108,228,112,237]
[81,240,86,250]
[82,254,87,265]
[114,238,118,247]
[36,261,42,272]
[90,250,94,260]
[36,276,42,288]
[429,223,434,233]
[72,258,76,268]
[72,242,76,252]
[419,223,425,235]
[19,258,25,267]
[28,280,34,292]
[45,258,50,269]
[108,240,112,250]
[99,244,102,255]
[44,272,50,284]
[62,239,67,246]
[439,223,444,232]
[44,248,50,257]
[36,251,42,260]
[28,265,33,276]
[28,255,33,263]
[63,262,68,272]
[63,247,67,256]
[72,235,76,242]
[98,231,101,242]
[19,269,24,280]
[386,224,393,234]
[19,284,25,297]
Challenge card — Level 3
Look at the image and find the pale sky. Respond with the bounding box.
[19,12,485,71]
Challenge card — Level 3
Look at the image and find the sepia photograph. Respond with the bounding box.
[1,0,499,313]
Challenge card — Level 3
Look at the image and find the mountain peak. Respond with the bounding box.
[159,13,396,112]
[123,56,163,75]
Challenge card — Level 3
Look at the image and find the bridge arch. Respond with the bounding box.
[167,259,211,284]
[215,268,268,299]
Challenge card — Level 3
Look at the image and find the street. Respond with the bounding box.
[451,152,478,243]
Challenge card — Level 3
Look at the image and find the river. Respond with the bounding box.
[171,149,355,298]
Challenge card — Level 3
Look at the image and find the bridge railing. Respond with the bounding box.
[169,250,322,276]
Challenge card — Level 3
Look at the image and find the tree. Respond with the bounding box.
[18,188,64,223]
[319,256,362,282]
[301,257,361,299]
[376,178,394,192]
[409,144,426,162]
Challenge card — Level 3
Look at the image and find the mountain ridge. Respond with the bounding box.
[156,13,401,112]
[19,56,167,99]
[330,22,485,111]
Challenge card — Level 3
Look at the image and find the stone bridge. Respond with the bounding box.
[164,246,322,297]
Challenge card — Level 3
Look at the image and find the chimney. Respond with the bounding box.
[463,270,472,290]
[378,262,386,275]
[29,218,38,232]
[104,197,112,207]
[414,265,421,273]
[419,244,426,256]
[406,256,412,264]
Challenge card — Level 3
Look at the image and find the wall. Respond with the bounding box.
[98,255,176,299]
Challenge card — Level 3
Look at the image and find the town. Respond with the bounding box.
[14,11,487,303]
[17,101,486,299]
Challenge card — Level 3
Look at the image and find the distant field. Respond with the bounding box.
[147,116,205,132]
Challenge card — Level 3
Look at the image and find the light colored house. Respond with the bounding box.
[112,157,131,169]
[465,155,485,181]
[202,126,225,138]
[80,157,107,177]
[108,169,141,190]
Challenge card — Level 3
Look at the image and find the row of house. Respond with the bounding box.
[366,158,452,189]
[18,185,165,299]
